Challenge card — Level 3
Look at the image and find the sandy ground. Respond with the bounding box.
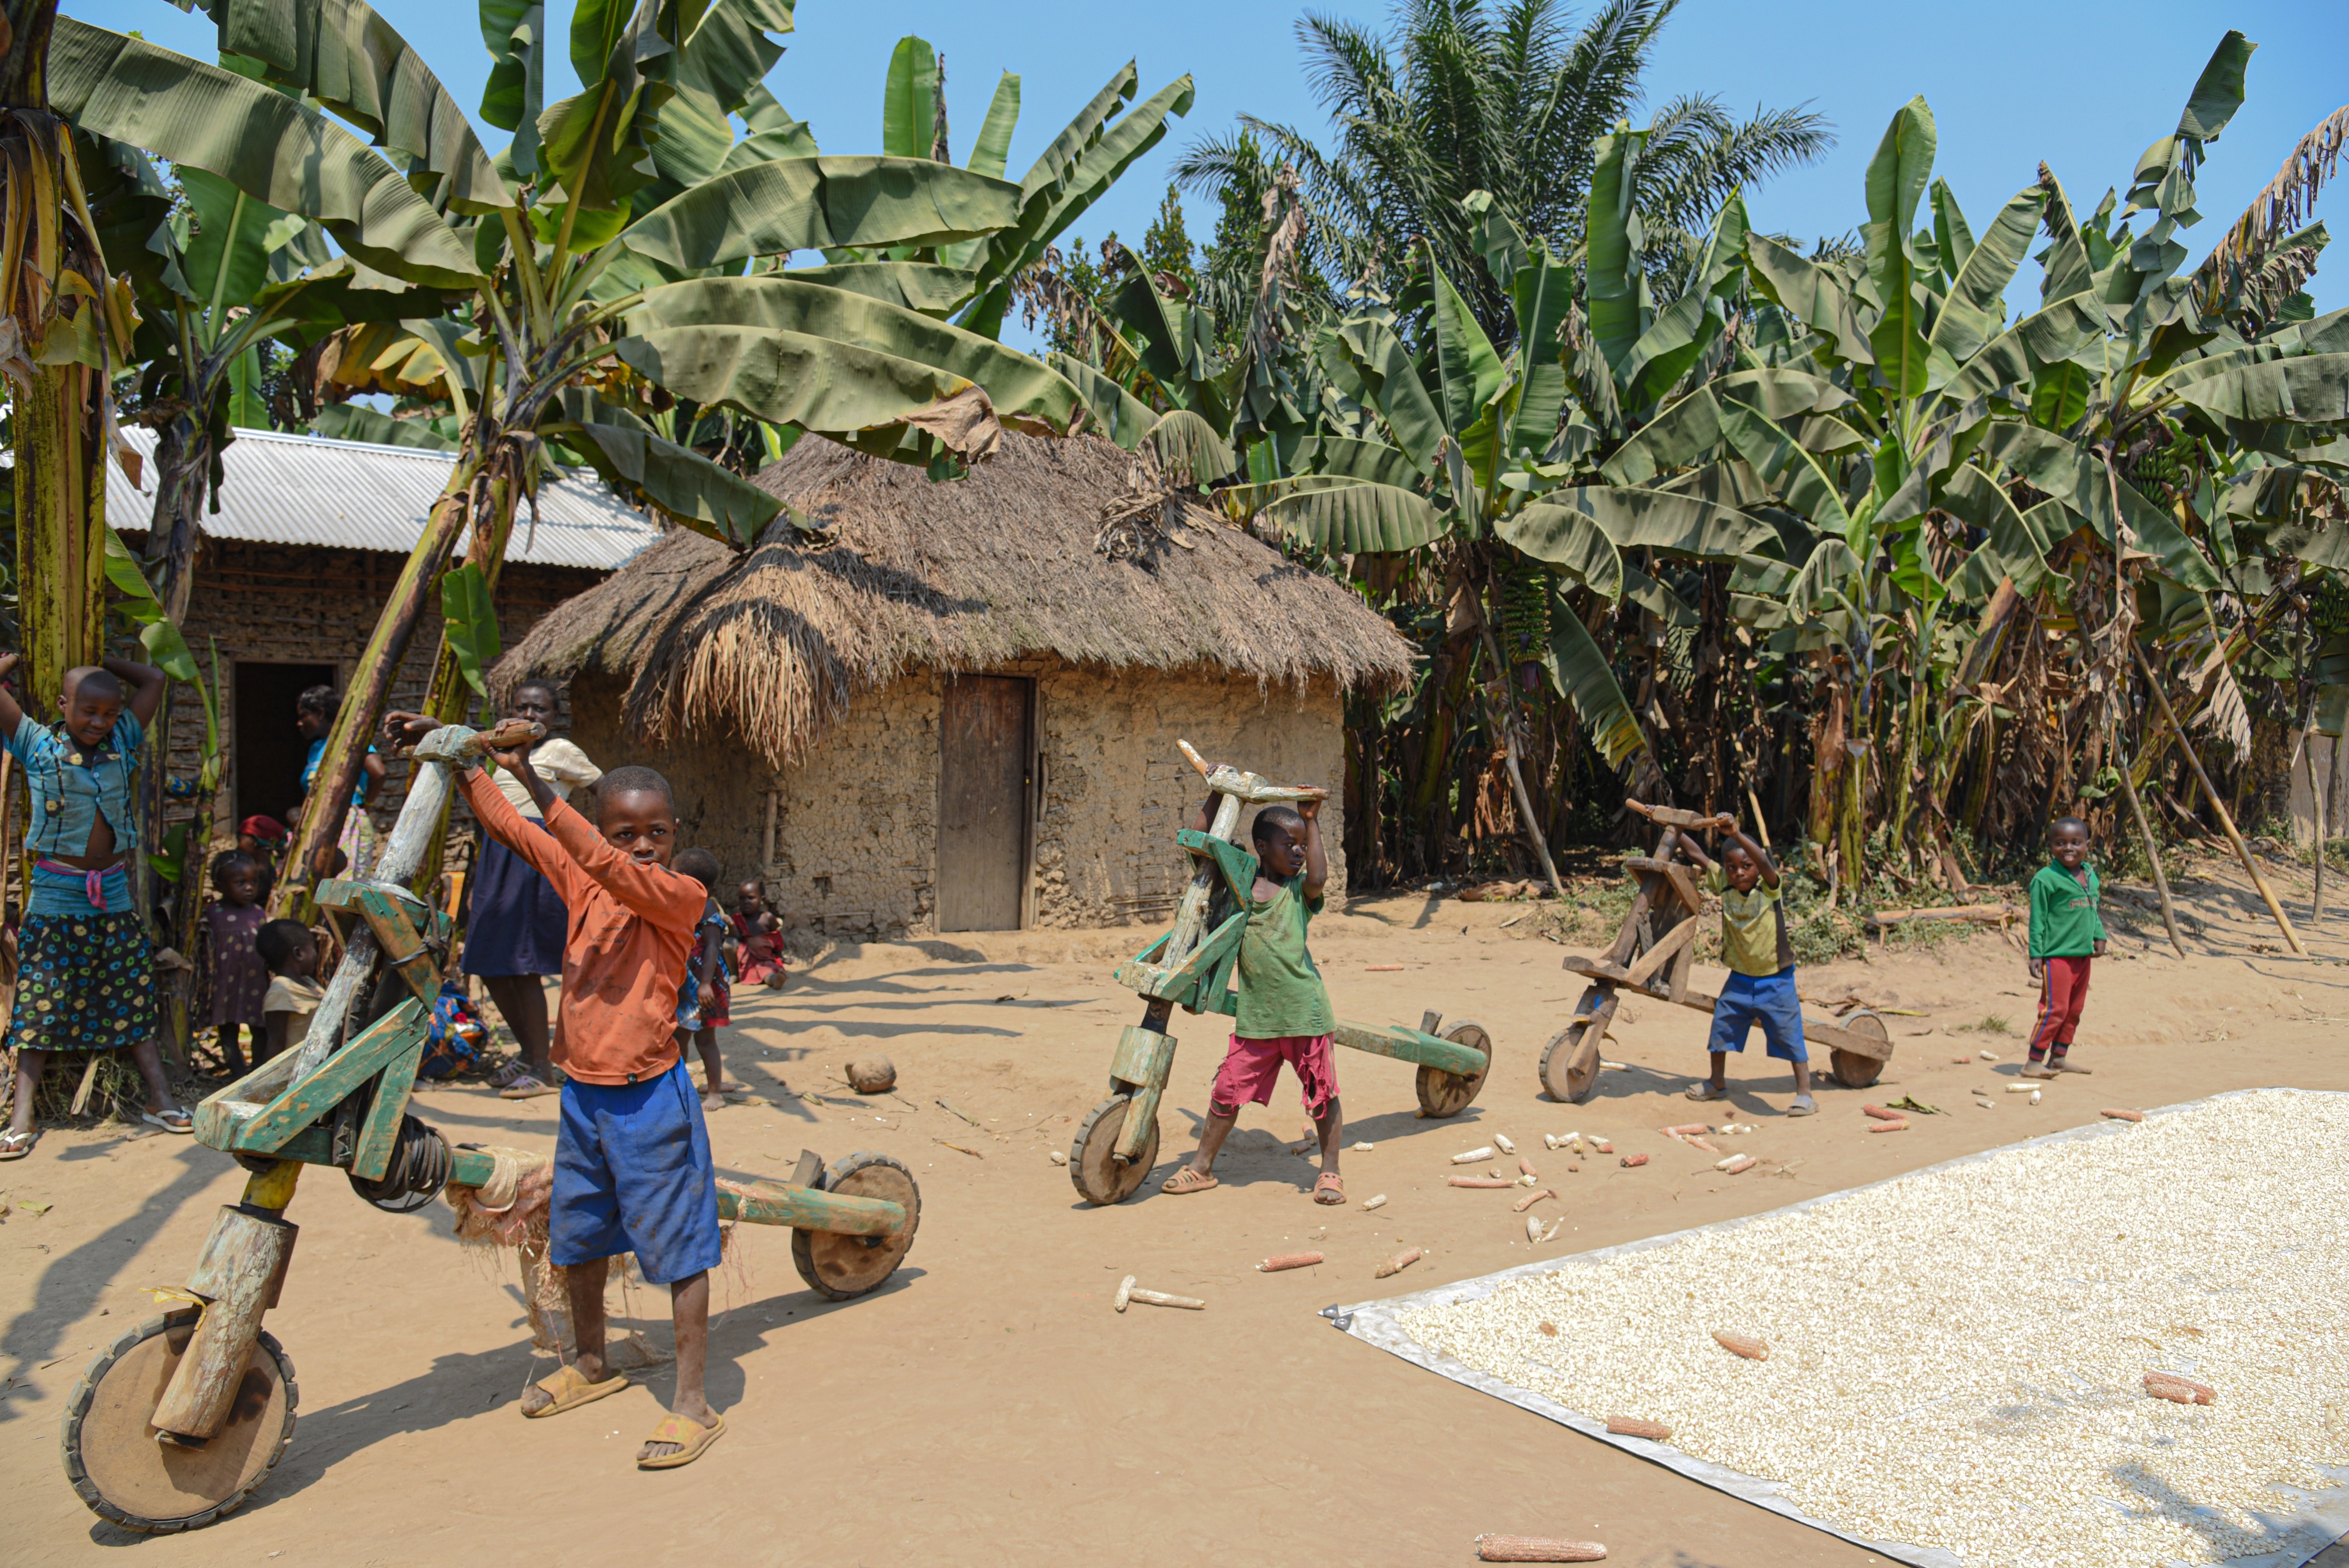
[6,846,2349,1568]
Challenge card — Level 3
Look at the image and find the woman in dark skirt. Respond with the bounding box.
[458,678,599,1098]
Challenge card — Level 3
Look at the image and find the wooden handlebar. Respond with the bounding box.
[1626,800,1728,830]
[471,718,546,755]
[1176,739,1328,804]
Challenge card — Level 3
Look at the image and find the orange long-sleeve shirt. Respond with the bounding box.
[459,766,704,1085]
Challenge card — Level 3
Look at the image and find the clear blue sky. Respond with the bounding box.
[77,0,2349,323]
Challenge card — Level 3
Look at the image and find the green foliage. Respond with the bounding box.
[438,563,501,697]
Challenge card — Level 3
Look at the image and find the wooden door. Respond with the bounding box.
[936,676,1034,932]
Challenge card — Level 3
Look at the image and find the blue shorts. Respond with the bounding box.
[1707,967,1807,1063]
[550,1058,724,1284]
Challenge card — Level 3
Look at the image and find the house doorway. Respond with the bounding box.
[233,661,336,831]
[936,675,1034,932]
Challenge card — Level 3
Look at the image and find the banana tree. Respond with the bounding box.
[50,0,1191,913]
[4,1,139,718]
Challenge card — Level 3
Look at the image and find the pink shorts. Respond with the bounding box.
[1210,1033,1338,1117]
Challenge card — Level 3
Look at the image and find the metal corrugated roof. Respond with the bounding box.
[108,426,663,572]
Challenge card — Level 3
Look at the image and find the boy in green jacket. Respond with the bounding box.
[1162,798,1347,1205]
[2025,816,2107,1079]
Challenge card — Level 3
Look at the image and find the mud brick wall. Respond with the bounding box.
[565,660,1348,942]
[158,538,605,854]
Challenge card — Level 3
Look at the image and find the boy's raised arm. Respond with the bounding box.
[454,761,588,905]
[1721,817,1779,888]
[0,652,27,738]
[105,657,168,727]
[1300,798,1329,902]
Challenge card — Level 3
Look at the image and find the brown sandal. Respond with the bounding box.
[1160,1165,1218,1195]
[1313,1171,1346,1205]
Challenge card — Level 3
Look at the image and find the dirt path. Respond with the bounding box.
[5,848,2347,1566]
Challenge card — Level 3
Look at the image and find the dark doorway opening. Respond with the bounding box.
[233,661,335,830]
[936,675,1035,932]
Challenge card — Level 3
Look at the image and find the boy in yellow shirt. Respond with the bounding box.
[1674,813,1814,1116]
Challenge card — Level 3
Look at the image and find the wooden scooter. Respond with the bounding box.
[60,720,919,1534]
[1066,741,1497,1205]
[1537,801,1894,1102]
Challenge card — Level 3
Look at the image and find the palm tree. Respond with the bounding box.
[1173,0,1832,341]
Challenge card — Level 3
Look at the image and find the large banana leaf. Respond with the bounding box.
[1428,242,1506,435]
[649,0,799,191]
[563,421,782,546]
[1598,385,1727,485]
[1925,186,2043,365]
[50,19,482,288]
[176,167,294,326]
[1219,476,1447,554]
[537,0,673,212]
[1529,486,1773,559]
[1495,503,1625,600]
[2171,354,2349,424]
[1046,351,1159,448]
[1143,409,1235,486]
[1618,193,1747,410]
[1290,435,1427,490]
[939,73,1022,269]
[213,0,512,212]
[1107,267,1228,424]
[1326,314,1446,469]
[785,262,978,316]
[1861,96,1935,398]
[1940,461,2048,593]
[881,36,939,158]
[1745,236,1874,367]
[1942,293,2104,405]
[478,0,544,174]
[616,157,1021,272]
[1717,396,1853,537]
[312,401,459,449]
[1584,125,1646,376]
[613,328,996,447]
[1507,239,1575,453]
[1539,581,1649,773]
[627,276,1085,429]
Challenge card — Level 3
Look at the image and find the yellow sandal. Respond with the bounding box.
[522,1362,630,1418]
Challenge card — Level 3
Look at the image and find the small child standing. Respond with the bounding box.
[1162,795,1348,1204]
[201,850,271,1076]
[2025,815,2106,1080]
[1672,812,1815,1115]
[731,879,788,990]
[255,919,326,1064]
[0,652,190,1159]
[673,849,743,1110]
[389,709,722,1470]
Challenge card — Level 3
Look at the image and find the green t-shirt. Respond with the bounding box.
[2028,862,2105,957]
[1705,864,1792,978]
[1235,872,1334,1039]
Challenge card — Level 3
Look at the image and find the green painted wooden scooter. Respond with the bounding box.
[59,720,919,1534]
[1066,741,1497,1205]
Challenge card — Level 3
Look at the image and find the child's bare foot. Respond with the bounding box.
[701,1090,729,1112]
[2020,1061,2057,1079]
[2050,1058,2092,1074]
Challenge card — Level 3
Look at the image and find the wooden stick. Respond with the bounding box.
[1863,903,2016,927]
[2114,734,2187,957]
[2131,643,2304,953]
[1128,1287,1206,1310]
[2309,724,2328,924]
[1472,613,1565,898]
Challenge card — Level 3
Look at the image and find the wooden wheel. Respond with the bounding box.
[1069,1094,1160,1205]
[1415,1020,1494,1118]
[1540,988,1616,1103]
[62,1308,296,1534]
[1829,1010,1891,1089]
[791,1152,920,1300]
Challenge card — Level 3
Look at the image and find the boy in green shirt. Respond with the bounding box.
[1673,813,1815,1116]
[1162,798,1348,1204]
[2024,816,2106,1079]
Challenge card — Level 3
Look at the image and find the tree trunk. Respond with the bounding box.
[403,469,520,897]
[272,457,483,917]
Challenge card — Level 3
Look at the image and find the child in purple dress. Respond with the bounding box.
[201,850,271,1075]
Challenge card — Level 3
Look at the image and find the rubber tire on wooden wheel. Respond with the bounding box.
[1414,1020,1494,1118]
[62,1308,296,1534]
[1540,989,1617,1104]
[1830,1010,1891,1089]
[1068,1093,1161,1205]
[791,1151,920,1300]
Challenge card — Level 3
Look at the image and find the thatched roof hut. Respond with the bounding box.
[501,432,1413,937]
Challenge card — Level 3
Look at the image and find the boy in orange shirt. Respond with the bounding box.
[390,713,722,1469]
